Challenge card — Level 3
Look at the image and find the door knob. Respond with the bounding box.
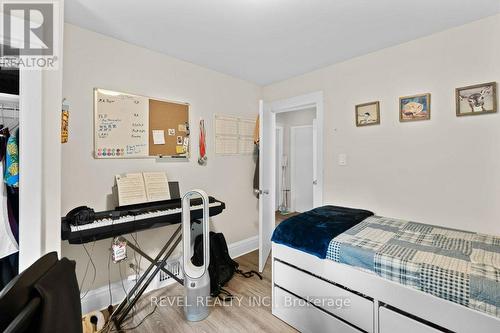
[313,180,318,185]
[255,189,270,195]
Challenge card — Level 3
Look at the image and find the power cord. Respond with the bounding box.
[79,241,97,300]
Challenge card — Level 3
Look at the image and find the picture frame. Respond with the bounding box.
[455,82,497,117]
[399,93,431,122]
[355,101,380,127]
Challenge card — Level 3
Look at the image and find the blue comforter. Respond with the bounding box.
[271,206,374,258]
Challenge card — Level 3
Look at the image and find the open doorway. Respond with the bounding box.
[258,91,324,272]
[275,107,316,226]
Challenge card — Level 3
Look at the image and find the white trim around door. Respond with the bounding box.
[258,91,324,272]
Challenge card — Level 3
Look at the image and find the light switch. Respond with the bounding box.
[338,153,347,166]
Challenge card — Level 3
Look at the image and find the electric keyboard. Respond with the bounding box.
[61,196,225,244]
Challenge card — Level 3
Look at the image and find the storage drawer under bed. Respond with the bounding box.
[274,286,362,333]
[274,259,374,333]
[378,306,444,333]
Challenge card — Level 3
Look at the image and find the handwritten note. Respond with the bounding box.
[95,89,149,158]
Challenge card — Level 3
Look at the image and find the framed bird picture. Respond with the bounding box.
[355,101,380,127]
[456,82,497,117]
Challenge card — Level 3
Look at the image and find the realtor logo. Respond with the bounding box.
[2,2,53,55]
[1,1,58,69]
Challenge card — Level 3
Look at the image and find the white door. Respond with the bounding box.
[258,100,275,272]
[291,126,314,212]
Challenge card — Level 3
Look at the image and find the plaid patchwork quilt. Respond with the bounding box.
[326,216,500,318]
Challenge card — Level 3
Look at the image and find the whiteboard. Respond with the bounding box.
[94,89,149,158]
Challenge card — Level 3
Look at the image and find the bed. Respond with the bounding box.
[271,206,500,333]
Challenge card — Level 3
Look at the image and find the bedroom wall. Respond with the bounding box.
[263,14,500,236]
[61,24,261,290]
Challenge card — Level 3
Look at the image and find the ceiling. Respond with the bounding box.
[65,0,500,85]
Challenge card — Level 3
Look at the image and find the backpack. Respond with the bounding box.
[191,232,262,299]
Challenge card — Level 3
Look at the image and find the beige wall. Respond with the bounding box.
[61,24,261,290]
[264,14,500,235]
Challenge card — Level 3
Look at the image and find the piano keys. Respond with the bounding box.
[61,196,225,244]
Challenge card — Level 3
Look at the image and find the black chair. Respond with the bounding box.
[0,252,82,333]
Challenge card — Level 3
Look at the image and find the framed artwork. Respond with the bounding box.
[355,101,380,127]
[399,93,431,122]
[456,82,497,116]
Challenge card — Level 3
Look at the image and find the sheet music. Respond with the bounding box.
[143,172,171,202]
[115,173,148,206]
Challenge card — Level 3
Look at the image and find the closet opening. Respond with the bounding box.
[0,65,19,289]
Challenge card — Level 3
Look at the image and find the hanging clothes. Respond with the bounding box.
[6,187,18,242]
[0,253,17,289]
[0,126,19,288]
[253,115,260,196]
[253,115,260,145]
[4,132,18,187]
[0,161,18,260]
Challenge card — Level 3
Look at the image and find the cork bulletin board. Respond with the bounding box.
[94,88,190,159]
[148,99,189,157]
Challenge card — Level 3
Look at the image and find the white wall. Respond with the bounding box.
[61,24,260,289]
[264,14,500,236]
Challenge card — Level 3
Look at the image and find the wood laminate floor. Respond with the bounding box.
[275,211,299,226]
[119,250,297,333]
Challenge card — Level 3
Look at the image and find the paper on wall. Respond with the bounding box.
[152,130,165,145]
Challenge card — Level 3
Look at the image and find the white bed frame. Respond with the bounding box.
[271,243,500,333]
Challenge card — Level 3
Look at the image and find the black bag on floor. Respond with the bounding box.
[191,231,262,300]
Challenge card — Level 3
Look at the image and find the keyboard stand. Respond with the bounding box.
[109,224,183,331]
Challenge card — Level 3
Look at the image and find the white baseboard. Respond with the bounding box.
[228,235,259,259]
[81,235,259,315]
[81,277,131,315]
